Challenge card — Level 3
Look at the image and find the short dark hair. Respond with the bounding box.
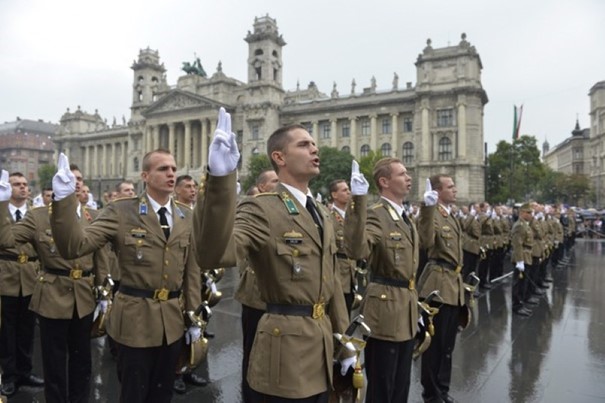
[256,169,276,186]
[429,174,451,191]
[9,172,25,178]
[266,124,306,172]
[329,179,346,198]
[176,175,193,187]
[69,163,80,171]
[115,180,134,192]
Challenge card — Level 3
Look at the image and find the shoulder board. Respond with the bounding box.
[438,205,449,217]
[370,203,383,210]
[278,191,299,215]
[30,205,48,211]
[174,201,192,210]
[253,192,279,197]
[112,196,138,203]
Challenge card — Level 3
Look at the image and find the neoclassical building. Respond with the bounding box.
[542,81,605,206]
[55,15,488,202]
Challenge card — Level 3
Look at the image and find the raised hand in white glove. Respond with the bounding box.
[316,193,323,203]
[97,300,109,314]
[350,160,369,196]
[185,326,202,344]
[208,107,240,176]
[0,170,11,202]
[52,153,76,201]
[423,178,438,206]
[340,355,357,376]
[515,261,525,272]
[491,211,498,220]
[470,206,477,217]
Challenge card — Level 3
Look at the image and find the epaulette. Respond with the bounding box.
[438,205,449,217]
[30,205,47,210]
[175,200,192,210]
[371,203,383,210]
[111,196,138,203]
[253,192,279,198]
[278,191,299,215]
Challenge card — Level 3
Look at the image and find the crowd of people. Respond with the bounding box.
[0,107,580,403]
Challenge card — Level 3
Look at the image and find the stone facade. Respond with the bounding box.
[54,15,488,203]
[0,118,58,186]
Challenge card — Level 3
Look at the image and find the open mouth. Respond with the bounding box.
[311,157,320,167]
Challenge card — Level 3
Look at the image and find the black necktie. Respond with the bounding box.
[15,209,22,222]
[306,196,323,239]
[157,207,170,239]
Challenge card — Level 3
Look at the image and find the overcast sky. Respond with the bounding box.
[1,0,603,152]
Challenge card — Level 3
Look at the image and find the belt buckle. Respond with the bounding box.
[18,253,28,264]
[154,288,169,301]
[70,269,83,279]
[312,302,325,319]
[408,277,415,290]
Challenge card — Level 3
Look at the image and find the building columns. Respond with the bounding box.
[184,120,192,169]
[391,113,399,157]
[330,119,337,148]
[370,114,377,151]
[201,120,208,170]
[168,123,175,155]
[457,102,467,159]
[350,117,358,158]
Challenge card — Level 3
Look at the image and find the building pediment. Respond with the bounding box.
[143,90,229,116]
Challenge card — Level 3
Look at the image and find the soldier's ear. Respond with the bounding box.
[271,150,286,169]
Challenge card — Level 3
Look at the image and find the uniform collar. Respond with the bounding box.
[281,183,312,208]
[381,196,405,218]
[332,204,346,219]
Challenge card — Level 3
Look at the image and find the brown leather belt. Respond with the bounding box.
[371,275,414,289]
[266,302,326,319]
[119,285,181,301]
[429,259,462,274]
[0,254,38,263]
[44,268,92,279]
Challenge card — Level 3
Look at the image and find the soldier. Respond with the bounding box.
[115,180,136,199]
[41,187,53,206]
[234,168,278,402]
[328,179,357,314]
[510,203,534,316]
[477,202,495,289]
[0,172,43,397]
[417,175,465,403]
[195,109,356,401]
[48,150,202,403]
[344,157,419,402]
[174,175,197,208]
[462,202,481,280]
[0,167,107,402]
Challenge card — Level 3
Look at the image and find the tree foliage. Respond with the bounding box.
[242,154,272,193]
[38,164,56,190]
[357,150,384,196]
[310,147,354,198]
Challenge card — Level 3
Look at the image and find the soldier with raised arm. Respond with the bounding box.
[194,108,356,402]
[47,150,201,403]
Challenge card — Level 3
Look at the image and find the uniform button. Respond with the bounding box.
[165,247,169,251]
[380,294,387,300]
[163,274,168,279]
[292,249,299,257]
[68,287,73,291]
[165,260,169,265]
[273,328,280,336]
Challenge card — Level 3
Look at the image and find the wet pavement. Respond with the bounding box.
[7,239,605,402]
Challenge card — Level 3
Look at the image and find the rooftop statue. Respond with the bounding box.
[182,56,207,77]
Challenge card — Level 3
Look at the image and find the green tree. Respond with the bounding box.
[242,154,272,193]
[310,146,354,199]
[486,135,545,203]
[357,150,383,196]
[38,164,56,190]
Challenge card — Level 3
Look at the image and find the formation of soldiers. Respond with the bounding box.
[0,107,579,403]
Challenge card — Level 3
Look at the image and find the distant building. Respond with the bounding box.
[542,80,605,206]
[54,15,488,202]
[0,118,58,187]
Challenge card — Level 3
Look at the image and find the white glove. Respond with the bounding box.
[515,261,525,272]
[52,153,76,201]
[206,278,218,294]
[470,206,477,217]
[0,170,11,202]
[236,181,241,195]
[350,160,369,195]
[316,193,323,203]
[417,315,425,333]
[423,178,438,206]
[340,355,357,376]
[97,300,109,314]
[491,211,498,220]
[185,326,202,344]
[208,107,240,176]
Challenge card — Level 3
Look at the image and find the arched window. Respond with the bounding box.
[360,144,370,157]
[272,50,279,57]
[402,142,414,165]
[438,137,452,161]
[381,143,392,157]
[341,146,351,154]
[255,49,264,56]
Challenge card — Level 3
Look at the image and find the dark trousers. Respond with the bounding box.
[0,293,35,383]
[248,390,329,403]
[116,337,182,403]
[241,304,265,403]
[421,304,460,402]
[491,247,505,279]
[478,250,492,286]
[365,337,414,403]
[462,251,479,279]
[512,269,527,311]
[38,310,93,403]
[343,292,353,317]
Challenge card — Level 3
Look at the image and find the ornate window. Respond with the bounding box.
[321,123,331,139]
[341,146,351,153]
[252,125,260,140]
[133,157,139,172]
[402,142,414,165]
[438,137,453,161]
[361,119,370,136]
[381,118,391,134]
[403,117,413,132]
[341,121,350,138]
[360,144,370,157]
[437,109,454,127]
[381,143,392,156]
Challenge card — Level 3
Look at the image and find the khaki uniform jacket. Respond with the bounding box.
[0,205,38,297]
[49,193,201,348]
[479,215,495,250]
[344,196,419,343]
[234,262,265,311]
[195,174,351,399]
[0,202,108,319]
[331,208,356,293]
[462,215,481,255]
[530,219,545,259]
[417,205,464,307]
[511,218,534,265]
[493,218,504,248]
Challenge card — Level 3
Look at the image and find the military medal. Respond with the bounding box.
[281,192,299,215]
[139,199,148,215]
[135,239,144,260]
